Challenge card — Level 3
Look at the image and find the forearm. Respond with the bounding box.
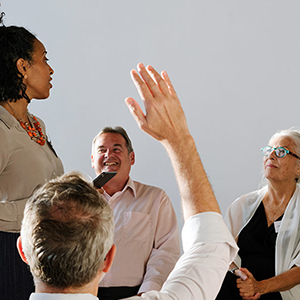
[163,135,220,220]
[258,266,300,295]
[127,63,220,221]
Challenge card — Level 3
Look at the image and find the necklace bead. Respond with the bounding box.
[7,102,46,146]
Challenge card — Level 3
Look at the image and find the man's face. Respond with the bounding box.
[91,132,135,184]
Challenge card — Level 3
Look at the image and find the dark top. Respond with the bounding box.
[238,201,283,299]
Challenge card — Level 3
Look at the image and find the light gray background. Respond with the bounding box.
[2,1,300,229]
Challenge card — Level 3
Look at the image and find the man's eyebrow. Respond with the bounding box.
[113,144,123,148]
[97,144,123,148]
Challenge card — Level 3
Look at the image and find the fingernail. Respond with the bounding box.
[137,63,144,70]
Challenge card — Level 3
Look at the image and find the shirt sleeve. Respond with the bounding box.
[127,212,238,300]
[138,194,180,293]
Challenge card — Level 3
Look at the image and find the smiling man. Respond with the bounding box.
[91,126,180,300]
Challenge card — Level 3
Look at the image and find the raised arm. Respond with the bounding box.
[125,63,220,220]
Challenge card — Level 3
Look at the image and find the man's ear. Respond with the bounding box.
[102,244,116,273]
[91,154,95,169]
[17,236,28,264]
[130,151,135,166]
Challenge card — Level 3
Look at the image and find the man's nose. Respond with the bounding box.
[104,149,112,157]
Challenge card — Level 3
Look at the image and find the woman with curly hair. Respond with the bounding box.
[0,12,63,300]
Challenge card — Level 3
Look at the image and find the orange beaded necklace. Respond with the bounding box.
[7,102,46,146]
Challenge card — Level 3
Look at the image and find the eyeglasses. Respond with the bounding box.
[261,146,300,160]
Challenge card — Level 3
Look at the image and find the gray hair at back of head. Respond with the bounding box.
[92,126,134,155]
[21,172,114,289]
[260,127,300,187]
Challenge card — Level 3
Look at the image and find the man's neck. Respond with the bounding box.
[103,177,129,196]
[34,276,100,296]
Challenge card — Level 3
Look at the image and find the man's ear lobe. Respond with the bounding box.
[130,151,135,166]
[16,236,28,264]
[102,244,116,273]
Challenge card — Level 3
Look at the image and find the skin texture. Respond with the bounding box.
[21,39,54,100]
[91,132,135,196]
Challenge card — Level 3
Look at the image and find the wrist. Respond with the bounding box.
[257,279,268,295]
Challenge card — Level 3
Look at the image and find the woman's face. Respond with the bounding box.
[22,39,54,100]
[263,135,300,184]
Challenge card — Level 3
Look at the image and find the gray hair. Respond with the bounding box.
[21,172,114,289]
[269,128,300,158]
[260,128,300,187]
[92,126,133,155]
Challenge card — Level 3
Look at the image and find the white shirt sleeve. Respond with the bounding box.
[125,212,238,300]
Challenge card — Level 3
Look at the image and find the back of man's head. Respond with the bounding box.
[20,172,114,289]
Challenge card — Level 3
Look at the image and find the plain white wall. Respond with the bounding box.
[2,1,300,230]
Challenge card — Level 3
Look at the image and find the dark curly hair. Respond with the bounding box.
[0,12,37,103]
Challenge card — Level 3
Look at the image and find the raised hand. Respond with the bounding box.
[126,63,220,219]
[125,63,190,146]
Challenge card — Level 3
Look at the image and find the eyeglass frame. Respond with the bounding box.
[261,146,300,160]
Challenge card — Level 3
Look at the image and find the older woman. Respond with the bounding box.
[217,129,300,300]
[0,13,63,299]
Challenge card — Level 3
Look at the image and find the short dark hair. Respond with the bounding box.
[92,126,134,154]
[0,14,36,103]
[21,172,114,289]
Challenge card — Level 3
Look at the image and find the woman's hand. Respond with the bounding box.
[236,268,261,300]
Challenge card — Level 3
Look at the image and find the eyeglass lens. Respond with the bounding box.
[262,147,286,158]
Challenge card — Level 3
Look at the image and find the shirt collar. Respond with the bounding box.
[126,177,136,197]
[0,105,18,129]
[102,176,136,200]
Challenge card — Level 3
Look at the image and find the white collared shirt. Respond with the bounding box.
[100,178,180,293]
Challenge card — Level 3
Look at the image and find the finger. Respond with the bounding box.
[240,268,252,278]
[125,97,162,141]
[161,70,178,98]
[137,63,164,98]
[130,69,154,104]
[146,65,169,96]
[125,97,147,129]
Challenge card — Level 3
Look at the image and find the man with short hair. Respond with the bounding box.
[18,63,238,300]
[18,172,116,297]
[91,126,180,299]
